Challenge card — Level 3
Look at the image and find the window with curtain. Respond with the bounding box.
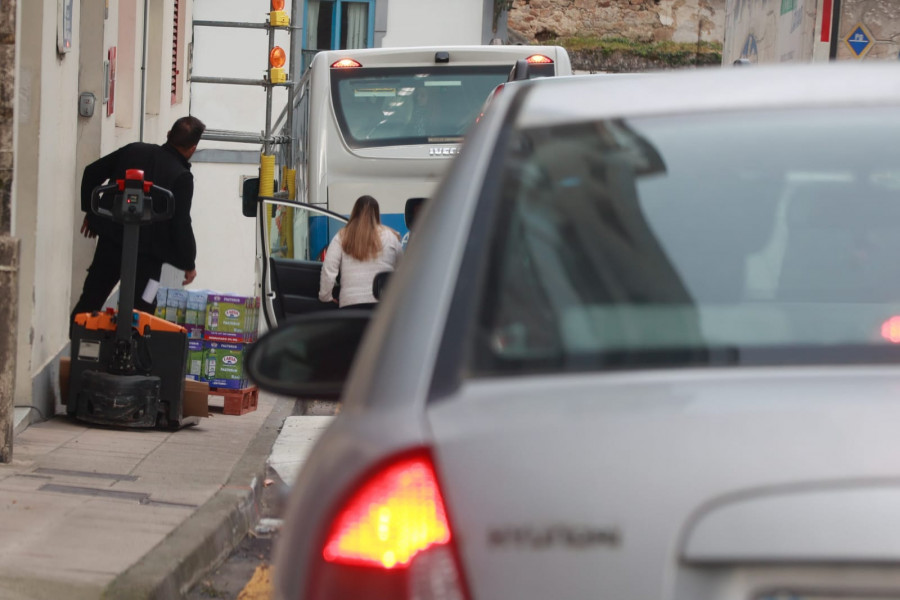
[342,2,368,49]
[305,0,373,51]
[306,0,321,49]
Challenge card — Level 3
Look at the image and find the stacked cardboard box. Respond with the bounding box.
[154,288,168,319]
[153,288,260,389]
[203,294,260,389]
[184,290,208,340]
[165,289,189,324]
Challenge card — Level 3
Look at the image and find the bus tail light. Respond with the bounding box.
[309,451,470,600]
[331,58,363,69]
[526,54,553,64]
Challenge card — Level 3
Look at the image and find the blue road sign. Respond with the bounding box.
[845,24,872,57]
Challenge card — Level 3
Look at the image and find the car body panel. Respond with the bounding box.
[426,367,900,598]
[272,63,900,599]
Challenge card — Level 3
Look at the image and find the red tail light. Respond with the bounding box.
[311,451,469,600]
[331,58,362,68]
[526,54,553,64]
[881,316,900,343]
[476,84,505,124]
[323,455,451,568]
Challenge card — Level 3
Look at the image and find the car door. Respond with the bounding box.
[260,198,348,325]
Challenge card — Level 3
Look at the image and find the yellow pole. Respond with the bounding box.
[260,154,276,255]
[284,167,296,258]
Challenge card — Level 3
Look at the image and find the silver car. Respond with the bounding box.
[249,63,900,600]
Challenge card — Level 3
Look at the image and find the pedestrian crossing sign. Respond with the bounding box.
[844,23,874,58]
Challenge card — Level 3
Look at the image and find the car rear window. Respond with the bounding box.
[473,107,900,375]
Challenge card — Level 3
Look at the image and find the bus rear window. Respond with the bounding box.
[331,66,511,148]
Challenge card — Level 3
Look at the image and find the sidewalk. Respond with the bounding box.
[0,392,296,600]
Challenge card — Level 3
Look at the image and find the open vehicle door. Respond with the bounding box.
[243,178,349,328]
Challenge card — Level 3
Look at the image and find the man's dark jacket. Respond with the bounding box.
[81,142,197,271]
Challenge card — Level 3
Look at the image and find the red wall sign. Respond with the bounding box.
[107,47,116,117]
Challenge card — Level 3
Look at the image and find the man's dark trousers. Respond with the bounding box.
[70,236,163,323]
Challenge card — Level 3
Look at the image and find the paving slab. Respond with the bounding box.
[0,392,296,600]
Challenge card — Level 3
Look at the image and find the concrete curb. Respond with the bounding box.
[101,397,296,600]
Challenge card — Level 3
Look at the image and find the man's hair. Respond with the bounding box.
[167,116,206,149]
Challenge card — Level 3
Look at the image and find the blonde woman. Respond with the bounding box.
[319,195,402,309]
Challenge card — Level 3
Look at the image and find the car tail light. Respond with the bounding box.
[309,451,470,600]
[526,54,553,64]
[476,83,505,124]
[331,58,362,68]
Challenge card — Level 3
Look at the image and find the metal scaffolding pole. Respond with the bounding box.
[193,20,268,30]
[191,76,267,86]
[287,0,304,166]
[201,129,290,145]
[191,13,293,148]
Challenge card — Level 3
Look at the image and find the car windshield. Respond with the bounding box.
[331,66,510,148]
[475,107,900,374]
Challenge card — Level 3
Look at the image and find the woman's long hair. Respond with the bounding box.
[341,195,383,261]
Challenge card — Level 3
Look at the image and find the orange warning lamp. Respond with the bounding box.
[270,47,287,68]
[270,46,287,84]
[270,0,290,27]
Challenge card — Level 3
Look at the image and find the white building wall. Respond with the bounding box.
[15,0,193,419]
[31,0,81,377]
[14,0,82,409]
[189,0,287,297]
[190,163,259,295]
[382,0,486,46]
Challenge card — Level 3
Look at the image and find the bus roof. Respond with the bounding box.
[308,45,571,70]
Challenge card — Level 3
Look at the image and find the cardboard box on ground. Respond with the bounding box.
[157,289,261,390]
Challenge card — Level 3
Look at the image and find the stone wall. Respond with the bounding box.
[569,44,721,72]
[508,0,726,45]
[836,0,900,61]
[722,0,900,64]
[1,0,14,235]
[0,0,18,463]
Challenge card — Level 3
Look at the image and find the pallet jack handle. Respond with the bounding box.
[89,170,175,372]
[90,170,175,224]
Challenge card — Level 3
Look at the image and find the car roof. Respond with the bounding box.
[512,63,900,127]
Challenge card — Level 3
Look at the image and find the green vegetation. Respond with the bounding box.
[546,36,722,67]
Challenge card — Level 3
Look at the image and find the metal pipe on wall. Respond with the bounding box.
[139,0,149,141]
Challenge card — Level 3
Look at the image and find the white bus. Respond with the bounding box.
[259,45,572,323]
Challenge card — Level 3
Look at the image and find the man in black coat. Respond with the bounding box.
[71,116,205,326]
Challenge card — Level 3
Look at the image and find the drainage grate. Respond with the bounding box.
[39,483,199,508]
[34,468,139,482]
[40,483,149,502]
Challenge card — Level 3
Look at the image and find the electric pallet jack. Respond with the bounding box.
[68,169,198,429]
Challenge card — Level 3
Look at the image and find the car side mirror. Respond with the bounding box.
[372,271,391,300]
[245,311,371,399]
[242,177,260,218]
